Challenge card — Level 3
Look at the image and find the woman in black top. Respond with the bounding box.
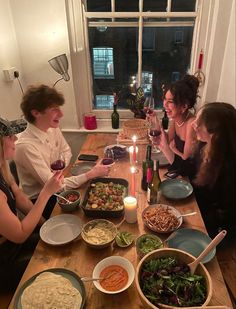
[161,102,236,239]
[0,117,63,292]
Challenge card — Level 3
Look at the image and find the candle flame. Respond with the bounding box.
[130,166,136,173]
[132,135,137,143]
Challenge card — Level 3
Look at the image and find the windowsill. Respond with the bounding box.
[62,119,124,133]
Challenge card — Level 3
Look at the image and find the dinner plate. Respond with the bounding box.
[142,204,183,233]
[40,214,82,245]
[160,178,193,200]
[151,151,169,167]
[70,162,96,176]
[166,228,216,263]
[13,268,86,309]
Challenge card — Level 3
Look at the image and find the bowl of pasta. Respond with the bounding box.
[142,204,182,234]
[81,219,117,249]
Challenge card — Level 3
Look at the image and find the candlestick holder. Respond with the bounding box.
[194,69,205,86]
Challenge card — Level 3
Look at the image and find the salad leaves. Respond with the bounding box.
[140,257,207,307]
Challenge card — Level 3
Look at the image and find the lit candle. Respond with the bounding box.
[123,196,137,223]
[130,166,136,196]
[198,49,204,70]
[132,135,137,162]
[128,145,139,166]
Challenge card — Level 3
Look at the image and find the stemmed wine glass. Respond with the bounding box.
[143,96,155,118]
[148,114,161,154]
[50,153,66,171]
[102,148,115,175]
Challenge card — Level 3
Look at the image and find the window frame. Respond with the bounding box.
[65,0,206,125]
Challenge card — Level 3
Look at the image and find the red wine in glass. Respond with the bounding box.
[50,159,65,171]
[149,129,161,137]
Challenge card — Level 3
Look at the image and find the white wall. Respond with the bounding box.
[0,0,22,119]
[1,0,78,129]
[217,0,235,106]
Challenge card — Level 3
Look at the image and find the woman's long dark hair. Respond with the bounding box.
[195,102,236,187]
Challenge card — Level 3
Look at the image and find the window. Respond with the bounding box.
[67,0,201,120]
[93,47,114,79]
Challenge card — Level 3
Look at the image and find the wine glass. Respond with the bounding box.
[102,148,115,166]
[143,97,155,118]
[102,148,115,175]
[148,115,161,154]
[50,152,66,171]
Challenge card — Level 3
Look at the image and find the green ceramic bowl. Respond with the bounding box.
[57,190,81,212]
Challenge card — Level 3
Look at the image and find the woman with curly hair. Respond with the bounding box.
[154,75,199,172]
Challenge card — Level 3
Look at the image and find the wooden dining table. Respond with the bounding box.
[9,133,233,309]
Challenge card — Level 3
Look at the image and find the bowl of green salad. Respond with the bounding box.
[135,248,212,308]
[136,234,163,259]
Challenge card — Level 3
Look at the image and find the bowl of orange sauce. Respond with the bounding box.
[92,256,135,294]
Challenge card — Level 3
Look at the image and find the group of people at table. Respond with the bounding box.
[0,76,235,296]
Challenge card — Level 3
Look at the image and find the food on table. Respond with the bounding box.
[140,256,207,307]
[106,146,126,159]
[136,234,163,258]
[82,220,117,246]
[21,272,82,309]
[59,193,80,204]
[100,265,128,292]
[115,231,134,247]
[86,182,126,211]
[143,205,179,232]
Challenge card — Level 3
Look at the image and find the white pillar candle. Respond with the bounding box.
[128,145,139,165]
[123,196,137,224]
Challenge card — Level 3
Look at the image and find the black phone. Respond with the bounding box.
[78,154,98,162]
[164,170,179,179]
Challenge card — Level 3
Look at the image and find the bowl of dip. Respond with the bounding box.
[93,256,135,294]
[81,219,117,249]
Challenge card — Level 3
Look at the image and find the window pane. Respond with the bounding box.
[89,27,138,110]
[115,0,139,12]
[142,26,194,108]
[86,0,111,12]
[143,0,167,12]
[171,0,196,12]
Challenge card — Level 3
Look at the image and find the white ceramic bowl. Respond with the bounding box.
[92,256,135,294]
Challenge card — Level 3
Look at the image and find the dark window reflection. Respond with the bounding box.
[171,0,196,12]
[143,0,167,12]
[89,27,138,109]
[87,0,111,12]
[115,0,139,12]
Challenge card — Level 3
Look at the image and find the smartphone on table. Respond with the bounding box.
[78,154,99,162]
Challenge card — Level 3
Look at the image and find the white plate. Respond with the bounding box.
[40,214,82,245]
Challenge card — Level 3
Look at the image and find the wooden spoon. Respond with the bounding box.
[188,230,227,274]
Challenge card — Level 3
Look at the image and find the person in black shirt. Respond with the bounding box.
[161,102,236,239]
[0,117,63,292]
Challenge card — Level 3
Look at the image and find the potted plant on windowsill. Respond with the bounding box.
[126,87,146,119]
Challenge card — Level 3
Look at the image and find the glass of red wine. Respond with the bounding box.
[148,115,161,153]
[101,148,115,166]
[50,153,66,171]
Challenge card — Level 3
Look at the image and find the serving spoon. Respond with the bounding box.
[188,229,227,274]
[54,193,72,204]
[177,211,197,220]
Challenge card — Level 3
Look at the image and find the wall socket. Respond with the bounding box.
[3,67,16,82]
